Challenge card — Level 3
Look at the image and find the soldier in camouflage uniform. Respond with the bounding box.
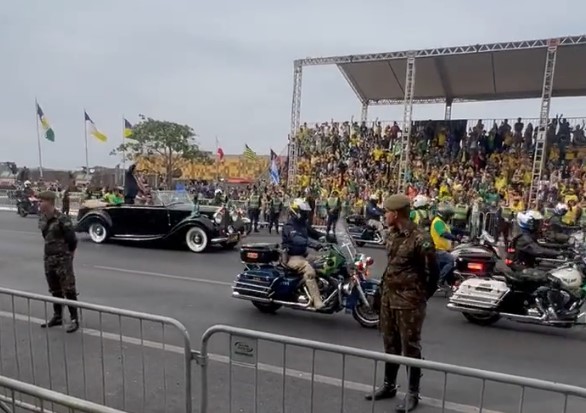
[37,191,80,333]
[366,194,439,412]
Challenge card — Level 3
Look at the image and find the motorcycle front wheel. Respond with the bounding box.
[352,293,379,328]
[18,207,28,217]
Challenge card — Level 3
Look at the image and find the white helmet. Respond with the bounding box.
[369,194,378,201]
[413,195,430,209]
[516,210,543,231]
[554,203,568,216]
[214,188,223,196]
[24,180,31,187]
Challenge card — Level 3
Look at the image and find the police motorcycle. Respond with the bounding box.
[15,182,40,217]
[232,216,381,328]
[345,214,386,247]
[437,231,500,296]
[228,204,252,236]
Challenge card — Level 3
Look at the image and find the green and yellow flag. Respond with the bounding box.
[36,101,55,142]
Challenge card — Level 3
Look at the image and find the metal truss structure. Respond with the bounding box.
[286,35,586,188]
[528,39,559,209]
[396,53,416,192]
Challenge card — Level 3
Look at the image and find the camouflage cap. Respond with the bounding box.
[383,194,411,211]
[37,191,57,201]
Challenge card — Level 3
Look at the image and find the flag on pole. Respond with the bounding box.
[36,102,55,142]
[269,149,280,185]
[84,111,108,142]
[123,118,134,138]
[243,144,257,160]
[216,137,224,162]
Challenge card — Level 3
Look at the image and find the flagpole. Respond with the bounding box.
[34,99,44,178]
[84,109,89,177]
[215,136,219,182]
[122,116,126,187]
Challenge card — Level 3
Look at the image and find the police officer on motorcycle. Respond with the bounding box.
[511,211,570,319]
[211,188,226,206]
[282,198,325,310]
[546,203,581,244]
[366,194,385,237]
[512,210,564,270]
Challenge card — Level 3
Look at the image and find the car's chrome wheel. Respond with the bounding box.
[185,226,208,253]
[88,222,108,244]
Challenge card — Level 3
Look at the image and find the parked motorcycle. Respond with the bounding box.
[231,218,380,328]
[345,215,385,247]
[16,196,39,217]
[447,248,586,328]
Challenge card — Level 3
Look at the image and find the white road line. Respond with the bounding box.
[0,310,504,413]
[0,228,39,236]
[93,265,233,287]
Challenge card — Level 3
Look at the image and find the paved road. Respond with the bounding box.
[0,211,584,413]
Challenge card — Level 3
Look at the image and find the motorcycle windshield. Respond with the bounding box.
[335,214,359,263]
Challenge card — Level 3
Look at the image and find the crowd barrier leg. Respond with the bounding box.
[0,288,194,413]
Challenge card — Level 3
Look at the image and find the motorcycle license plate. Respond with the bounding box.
[247,252,258,259]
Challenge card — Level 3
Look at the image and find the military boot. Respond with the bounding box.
[65,292,79,333]
[41,302,63,328]
[365,362,399,401]
[395,367,421,412]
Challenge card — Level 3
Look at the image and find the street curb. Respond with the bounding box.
[0,206,79,216]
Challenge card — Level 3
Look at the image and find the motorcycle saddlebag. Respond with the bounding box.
[240,243,281,264]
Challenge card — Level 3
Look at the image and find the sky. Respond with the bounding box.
[1,0,585,170]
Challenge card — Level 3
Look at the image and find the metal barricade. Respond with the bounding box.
[198,325,586,413]
[0,288,194,413]
[0,374,128,413]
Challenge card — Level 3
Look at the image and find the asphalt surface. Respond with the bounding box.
[0,211,585,413]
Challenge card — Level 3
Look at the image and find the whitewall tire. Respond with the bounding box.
[88,222,108,244]
[185,226,208,253]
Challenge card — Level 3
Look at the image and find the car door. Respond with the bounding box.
[138,206,170,236]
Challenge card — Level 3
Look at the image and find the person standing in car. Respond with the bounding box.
[123,164,139,204]
[37,191,79,333]
[366,194,439,412]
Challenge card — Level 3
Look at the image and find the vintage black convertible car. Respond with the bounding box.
[75,190,240,253]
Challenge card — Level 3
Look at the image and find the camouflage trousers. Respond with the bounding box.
[44,254,77,296]
[379,305,426,359]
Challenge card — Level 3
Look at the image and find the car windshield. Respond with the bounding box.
[153,190,194,207]
[335,214,358,263]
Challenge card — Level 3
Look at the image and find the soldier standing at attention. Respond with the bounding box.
[366,194,439,412]
[37,191,80,333]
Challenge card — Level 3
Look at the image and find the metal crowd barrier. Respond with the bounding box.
[0,288,194,413]
[0,374,128,413]
[198,325,586,413]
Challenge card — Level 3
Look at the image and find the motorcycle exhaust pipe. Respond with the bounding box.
[232,292,311,309]
[447,303,573,325]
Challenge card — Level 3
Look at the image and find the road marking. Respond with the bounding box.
[0,310,504,413]
[93,265,233,287]
[0,228,39,236]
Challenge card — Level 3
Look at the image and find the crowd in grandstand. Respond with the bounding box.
[11,115,586,231]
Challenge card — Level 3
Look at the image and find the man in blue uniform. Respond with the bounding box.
[281,198,324,310]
